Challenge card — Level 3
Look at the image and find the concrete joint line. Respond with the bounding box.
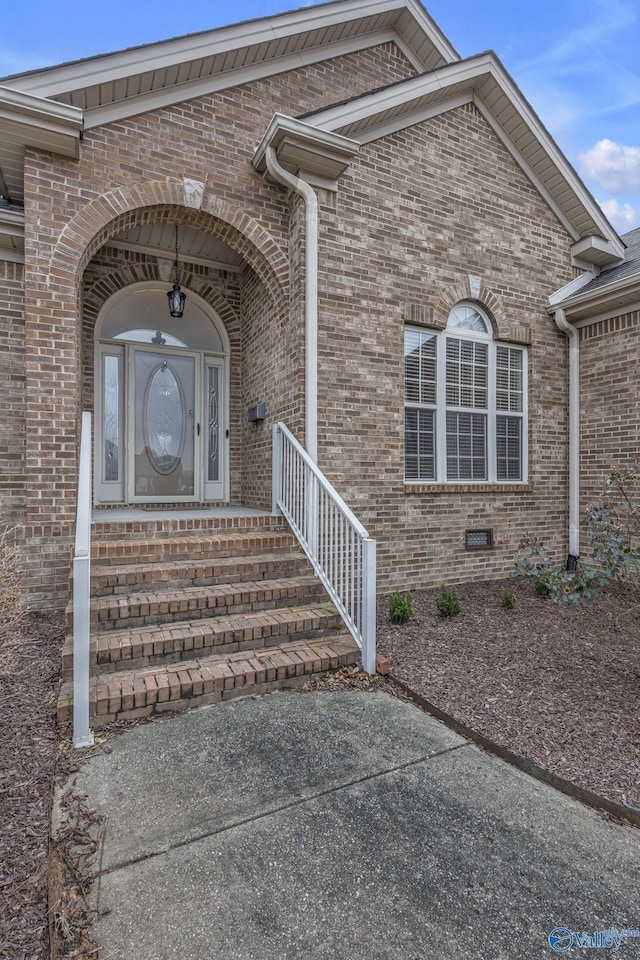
[99,742,471,878]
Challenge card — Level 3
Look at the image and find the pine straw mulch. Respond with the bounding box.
[376,577,640,814]
[2,580,638,960]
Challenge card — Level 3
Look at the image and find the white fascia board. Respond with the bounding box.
[483,59,624,255]
[472,93,579,242]
[82,30,398,130]
[548,271,597,308]
[570,234,622,268]
[0,85,83,158]
[253,114,360,179]
[548,272,640,315]
[311,51,624,253]
[8,0,455,100]
[0,248,25,263]
[0,207,24,261]
[571,296,640,329]
[342,92,472,143]
[0,207,25,238]
[311,54,495,133]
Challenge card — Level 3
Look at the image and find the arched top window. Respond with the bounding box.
[447,303,491,335]
[96,283,227,354]
[404,302,527,484]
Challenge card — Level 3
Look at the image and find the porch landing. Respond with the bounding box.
[92,505,271,521]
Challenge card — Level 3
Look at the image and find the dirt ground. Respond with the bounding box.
[1,578,638,958]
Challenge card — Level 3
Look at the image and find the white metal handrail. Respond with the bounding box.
[72,411,94,748]
[272,422,376,673]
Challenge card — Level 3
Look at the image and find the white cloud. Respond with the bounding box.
[579,139,640,194]
[599,198,640,231]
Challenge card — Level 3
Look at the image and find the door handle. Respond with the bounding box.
[197,423,200,436]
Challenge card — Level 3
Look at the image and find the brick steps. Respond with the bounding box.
[91,529,298,565]
[91,551,310,595]
[67,575,327,632]
[62,602,344,678]
[58,513,359,727]
[57,634,358,726]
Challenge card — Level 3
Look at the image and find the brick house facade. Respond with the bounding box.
[0,0,636,614]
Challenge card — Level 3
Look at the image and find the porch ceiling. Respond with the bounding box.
[110,223,243,272]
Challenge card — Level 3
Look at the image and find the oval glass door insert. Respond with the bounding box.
[143,361,186,475]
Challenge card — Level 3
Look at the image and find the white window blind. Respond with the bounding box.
[404,304,527,484]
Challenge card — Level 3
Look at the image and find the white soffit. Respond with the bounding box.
[307,52,624,259]
[0,207,25,262]
[2,0,458,131]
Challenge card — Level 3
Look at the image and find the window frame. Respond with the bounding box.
[404,305,528,485]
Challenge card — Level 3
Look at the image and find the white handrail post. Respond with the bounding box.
[73,411,94,749]
[361,538,377,675]
[272,421,377,675]
[272,422,283,515]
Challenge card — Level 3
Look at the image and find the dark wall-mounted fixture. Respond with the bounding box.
[248,402,266,422]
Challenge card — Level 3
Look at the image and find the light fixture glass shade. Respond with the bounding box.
[167,282,186,318]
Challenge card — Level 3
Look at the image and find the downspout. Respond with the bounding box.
[265,145,318,462]
[553,307,580,569]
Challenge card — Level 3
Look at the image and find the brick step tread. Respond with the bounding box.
[91,529,298,564]
[61,602,344,677]
[91,551,311,595]
[79,575,327,631]
[57,634,359,726]
[91,514,287,543]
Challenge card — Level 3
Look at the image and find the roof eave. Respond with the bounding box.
[3,0,457,101]
[306,53,624,256]
[0,85,83,159]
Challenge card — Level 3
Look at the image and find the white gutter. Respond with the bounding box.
[553,308,580,567]
[265,144,318,462]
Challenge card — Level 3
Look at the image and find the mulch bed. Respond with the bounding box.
[2,579,638,959]
[0,614,63,960]
[377,577,640,813]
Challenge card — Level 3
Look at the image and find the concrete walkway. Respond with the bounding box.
[61,690,640,959]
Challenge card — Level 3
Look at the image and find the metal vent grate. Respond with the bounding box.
[465,529,493,550]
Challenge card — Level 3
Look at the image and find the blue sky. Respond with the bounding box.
[2,0,639,234]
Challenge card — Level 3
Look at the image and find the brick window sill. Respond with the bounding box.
[404,483,532,495]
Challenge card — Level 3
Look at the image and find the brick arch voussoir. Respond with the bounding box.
[51,179,288,314]
[435,278,509,339]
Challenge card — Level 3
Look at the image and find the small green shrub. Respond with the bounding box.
[388,591,413,624]
[534,577,552,598]
[501,589,515,609]
[436,584,460,618]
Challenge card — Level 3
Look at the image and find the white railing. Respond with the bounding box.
[272,422,376,673]
[72,411,94,748]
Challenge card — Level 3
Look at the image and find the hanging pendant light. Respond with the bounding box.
[167,224,186,318]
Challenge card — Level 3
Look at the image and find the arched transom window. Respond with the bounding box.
[404,303,527,483]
